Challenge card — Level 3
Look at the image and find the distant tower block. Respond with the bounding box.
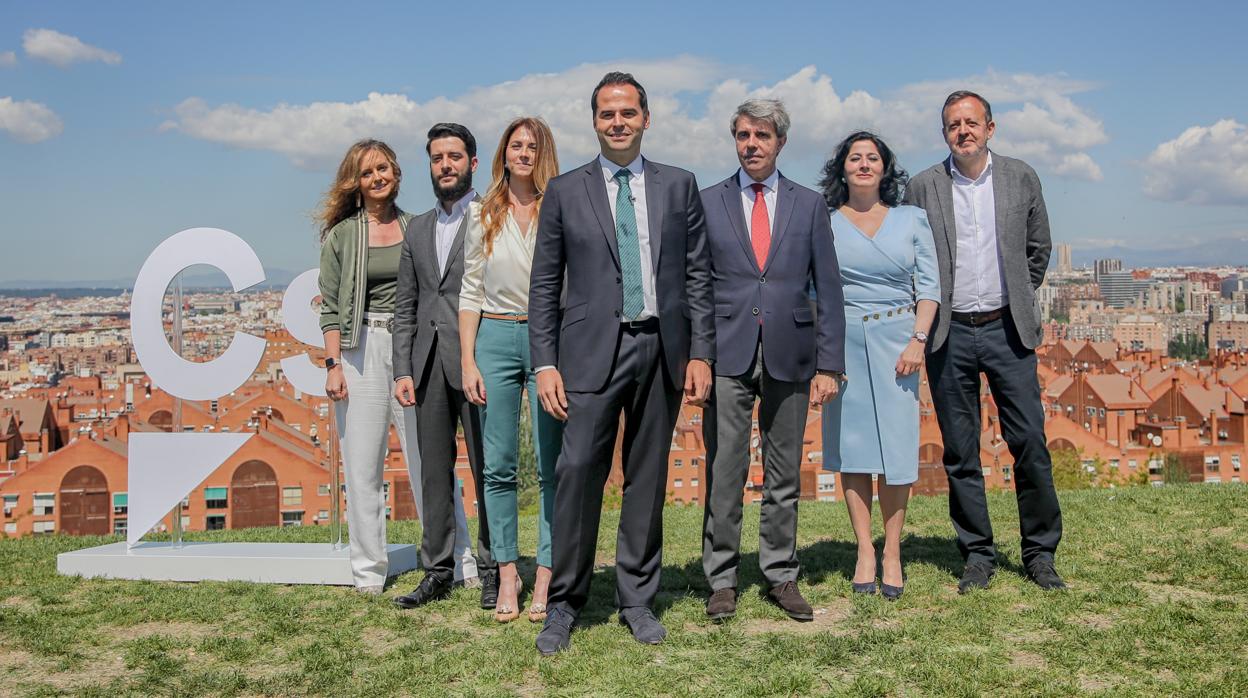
[1056,243,1073,274]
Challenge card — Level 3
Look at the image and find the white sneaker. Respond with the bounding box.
[460,575,481,589]
[356,584,384,596]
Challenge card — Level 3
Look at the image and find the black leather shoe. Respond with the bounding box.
[957,561,995,595]
[1025,561,1068,590]
[851,581,878,595]
[479,568,499,610]
[767,581,814,621]
[393,575,452,609]
[706,587,737,621]
[535,606,576,656]
[619,606,667,645]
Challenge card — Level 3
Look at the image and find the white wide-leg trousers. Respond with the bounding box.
[336,315,476,587]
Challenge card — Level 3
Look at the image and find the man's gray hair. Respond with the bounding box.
[730,99,790,139]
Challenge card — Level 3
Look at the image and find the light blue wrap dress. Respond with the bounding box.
[822,205,940,484]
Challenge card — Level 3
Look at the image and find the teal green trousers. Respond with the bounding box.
[475,317,563,567]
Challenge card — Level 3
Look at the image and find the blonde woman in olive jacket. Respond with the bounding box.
[318,139,475,593]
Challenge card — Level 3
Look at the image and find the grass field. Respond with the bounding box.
[2,484,1246,697]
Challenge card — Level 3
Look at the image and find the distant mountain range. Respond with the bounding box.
[0,268,302,292]
[1069,235,1248,268]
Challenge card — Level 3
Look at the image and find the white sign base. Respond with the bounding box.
[56,542,419,585]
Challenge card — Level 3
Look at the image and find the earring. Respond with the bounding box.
[355,192,361,208]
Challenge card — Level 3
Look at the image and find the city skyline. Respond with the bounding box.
[2,1,1248,282]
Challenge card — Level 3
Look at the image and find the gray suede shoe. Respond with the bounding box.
[619,606,667,645]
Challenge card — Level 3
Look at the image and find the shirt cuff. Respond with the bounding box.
[534,365,557,374]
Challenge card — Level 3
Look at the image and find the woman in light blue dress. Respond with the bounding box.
[820,131,939,600]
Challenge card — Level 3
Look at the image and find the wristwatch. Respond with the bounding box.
[911,331,928,344]
[325,357,340,370]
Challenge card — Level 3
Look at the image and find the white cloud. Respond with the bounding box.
[0,51,16,68]
[0,97,64,142]
[1143,119,1248,205]
[22,28,121,67]
[165,58,1107,181]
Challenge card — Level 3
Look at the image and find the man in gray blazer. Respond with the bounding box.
[529,72,715,655]
[699,99,845,622]
[903,91,1064,593]
[393,123,497,609]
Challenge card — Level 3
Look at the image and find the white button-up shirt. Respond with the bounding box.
[737,168,778,233]
[600,154,657,320]
[950,155,1007,312]
[435,189,476,277]
[459,202,536,315]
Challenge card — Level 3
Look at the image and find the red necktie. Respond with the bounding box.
[751,182,770,268]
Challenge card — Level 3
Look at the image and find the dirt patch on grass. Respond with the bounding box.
[0,646,126,692]
[112,620,217,641]
[1136,581,1223,605]
[739,601,855,636]
[0,595,37,612]
[1009,650,1047,670]
[1079,674,1114,692]
[1078,613,1114,630]
[1003,627,1059,644]
[359,627,406,657]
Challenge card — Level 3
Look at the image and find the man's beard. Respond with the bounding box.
[433,169,473,204]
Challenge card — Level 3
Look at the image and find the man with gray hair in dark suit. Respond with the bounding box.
[904,90,1065,594]
[699,98,845,622]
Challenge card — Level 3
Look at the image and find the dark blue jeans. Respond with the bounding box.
[926,314,1062,568]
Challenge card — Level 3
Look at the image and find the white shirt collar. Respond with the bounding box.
[738,168,780,192]
[438,189,476,220]
[599,153,645,179]
[950,152,993,185]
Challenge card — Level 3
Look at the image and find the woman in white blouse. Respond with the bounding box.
[460,117,563,623]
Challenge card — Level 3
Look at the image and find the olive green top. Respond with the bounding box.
[318,208,413,350]
[365,243,402,313]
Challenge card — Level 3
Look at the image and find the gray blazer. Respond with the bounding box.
[903,152,1051,351]
[528,157,715,393]
[393,200,475,391]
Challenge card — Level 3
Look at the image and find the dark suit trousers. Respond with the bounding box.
[702,341,809,590]
[416,338,494,581]
[926,314,1062,568]
[548,324,680,615]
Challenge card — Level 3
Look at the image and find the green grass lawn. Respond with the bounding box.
[2,484,1246,697]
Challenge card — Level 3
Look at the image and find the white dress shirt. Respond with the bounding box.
[435,189,476,277]
[738,168,778,233]
[950,155,1007,312]
[600,154,657,320]
[459,202,535,315]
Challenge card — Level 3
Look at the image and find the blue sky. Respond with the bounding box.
[2,0,1247,283]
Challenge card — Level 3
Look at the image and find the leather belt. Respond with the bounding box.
[622,317,659,332]
[482,312,527,322]
[950,307,1007,326]
[364,315,394,331]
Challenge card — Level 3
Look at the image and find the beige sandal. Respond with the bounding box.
[494,577,524,623]
[527,602,547,623]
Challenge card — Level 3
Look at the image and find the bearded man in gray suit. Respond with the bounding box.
[904,91,1065,594]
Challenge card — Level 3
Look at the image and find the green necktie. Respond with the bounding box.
[613,168,645,321]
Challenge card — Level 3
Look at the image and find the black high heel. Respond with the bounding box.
[851,580,878,595]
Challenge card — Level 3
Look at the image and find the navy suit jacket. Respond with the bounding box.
[529,157,716,393]
[700,172,845,381]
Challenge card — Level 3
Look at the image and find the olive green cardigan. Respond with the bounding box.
[318,208,413,350]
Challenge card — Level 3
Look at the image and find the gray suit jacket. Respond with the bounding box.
[903,152,1051,351]
[529,157,715,393]
[393,199,475,392]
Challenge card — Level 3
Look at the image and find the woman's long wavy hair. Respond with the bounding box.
[317,139,403,242]
[479,117,559,256]
[818,131,908,210]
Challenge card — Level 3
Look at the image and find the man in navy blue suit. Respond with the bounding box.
[528,72,715,655]
[699,99,845,622]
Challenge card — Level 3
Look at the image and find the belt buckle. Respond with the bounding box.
[625,317,649,330]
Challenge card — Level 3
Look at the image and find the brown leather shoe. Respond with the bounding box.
[767,581,813,622]
[705,587,737,621]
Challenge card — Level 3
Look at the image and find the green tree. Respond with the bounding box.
[1051,448,1096,490]
[1162,452,1190,485]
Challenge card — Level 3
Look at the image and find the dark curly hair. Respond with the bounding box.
[818,131,908,209]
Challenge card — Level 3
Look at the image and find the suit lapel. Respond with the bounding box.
[583,161,621,269]
[420,211,439,285]
[763,175,796,273]
[990,153,1010,256]
[935,158,957,272]
[720,178,757,273]
[644,158,664,273]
